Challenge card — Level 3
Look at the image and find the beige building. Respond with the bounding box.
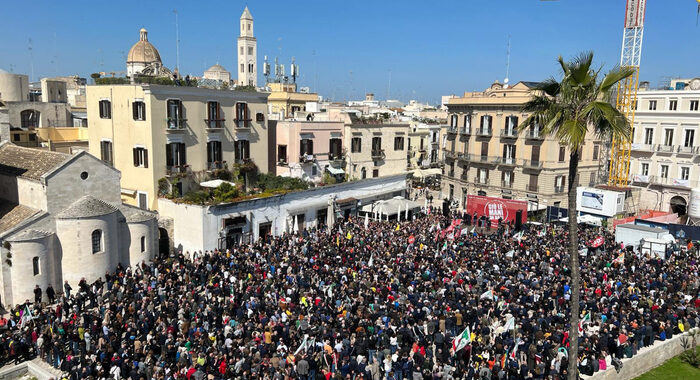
[267,83,319,119]
[87,84,270,210]
[344,122,411,180]
[442,81,601,211]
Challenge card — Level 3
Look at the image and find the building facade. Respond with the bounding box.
[274,120,345,182]
[0,143,157,306]
[442,81,601,211]
[237,7,257,87]
[629,83,700,215]
[344,122,411,180]
[86,84,270,210]
[267,83,319,120]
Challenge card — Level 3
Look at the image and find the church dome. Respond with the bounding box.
[127,28,162,64]
[206,64,228,73]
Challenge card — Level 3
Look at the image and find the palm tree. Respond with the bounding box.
[518,51,633,379]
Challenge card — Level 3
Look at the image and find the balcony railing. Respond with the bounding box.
[501,180,513,189]
[166,165,189,175]
[204,119,225,130]
[234,119,251,129]
[496,156,517,166]
[656,144,674,153]
[476,127,492,137]
[329,152,346,161]
[444,151,457,160]
[522,159,543,169]
[526,129,544,140]
[650,176,694,188]
[631,174,650,183]
[447,126,458,134]
[631,143,655,152]
[299,154,316,163]
[235,157,252,165]
[460,127,471,135]
[500,129,518,138]
[554,185,566,194]
[277,157,288,166]
[677,145,697,155]
[473,176,489,185]
[207,161,225,170]
[477,155,491,163]
[460,172,469,180]
[526,184,539,192]
[371,149,385,159]
[166,117,187,130]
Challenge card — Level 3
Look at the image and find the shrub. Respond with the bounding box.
[212,182,240,204]
[95,77,130,85]
[182,190,210,205]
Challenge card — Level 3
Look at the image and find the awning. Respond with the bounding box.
[199,179,236,189]
[411,168,441,178]
[326,166,344,175]
[527,203,547,212]
[558,214,602,226]
[360,196,422,216]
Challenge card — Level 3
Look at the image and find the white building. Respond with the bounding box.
[237,7,257,87]
[629,79,700,215]
[0,142,158,306]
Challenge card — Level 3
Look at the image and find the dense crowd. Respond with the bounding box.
[0,210,699,380]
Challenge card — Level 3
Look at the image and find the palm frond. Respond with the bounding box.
[598,66,635,93]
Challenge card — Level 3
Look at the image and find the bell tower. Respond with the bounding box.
[237,6,257,87]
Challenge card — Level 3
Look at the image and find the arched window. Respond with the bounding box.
[361,167,367,179]
[20,110,40,128]
[32,257,40,276]
[140,236,146,253]
[91,229,102,253]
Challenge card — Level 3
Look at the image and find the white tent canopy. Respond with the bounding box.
[361,196,422,217]
[411,168,441,178]
[199,179,237,189]
[558,214,602,226]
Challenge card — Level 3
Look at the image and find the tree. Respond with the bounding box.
[518,51,633,379]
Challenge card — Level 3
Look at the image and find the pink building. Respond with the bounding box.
[274,121,345,182]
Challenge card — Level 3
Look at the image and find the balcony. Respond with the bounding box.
[204,119,225,130]
[207,161,225,171]
[446,126,458,134]
[501,180,513,189]
[277,157,288,166]
[234,119,251,130]
[522,159,543,169]
[650,176,694,188]
[496,156,517,166]
[473,176,489,185]
[526,184,539,192]
[554,185,566,194]
[460,171,469,181]
[500,129,518,139]
[526,129,544,140]
[459,127,471,135]
[631,174,650,183]
[656,144,674,153]
[677,145,697,155]
[299,154,316,164]
[166,165,189,175]
[235,157,252,165]
[631,143,655,152]
[166,118,187,131]
[371,149,385,159]
[329,151,346,162]
[476,127,492,137]
[444,150,457,160]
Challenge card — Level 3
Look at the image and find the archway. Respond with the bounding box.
[669,196,687,216]
[20,109,40,128]
[158,227,170,257]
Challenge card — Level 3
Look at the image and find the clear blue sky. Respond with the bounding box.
[2,0,700,104]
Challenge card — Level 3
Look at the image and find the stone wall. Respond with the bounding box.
[584,328,700,380]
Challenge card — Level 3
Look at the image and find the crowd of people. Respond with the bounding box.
[0,209,698,380]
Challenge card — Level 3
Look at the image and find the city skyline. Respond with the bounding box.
[2,0,700,103]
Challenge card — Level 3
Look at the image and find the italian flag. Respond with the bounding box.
[578,312,591,333]
[452,326,471,354]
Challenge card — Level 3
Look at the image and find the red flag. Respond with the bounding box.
[408,235,416,244]
[590,236,604,248]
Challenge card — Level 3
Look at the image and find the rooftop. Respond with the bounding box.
[56,195,118,219]
[0,202,39,235]
[0,142,70,181]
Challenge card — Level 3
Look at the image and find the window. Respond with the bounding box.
[132,147,148,168]
[644,128,653,145]
[463,115,471,129]
[640,162,649,176]
[681,167,690,181]
[240,46,244,55]
[91,230,102,254]
[554,175,565,193]
[593,144,599,160]
[256,112,265,122]
[528,174,539,192]
[99,100,111,119]
[361,167,367,179]
[140,236,146,253]
[371,137,382,153]
[479,115,492,133]
[132,101,146,121]
[100,141,113,166]
[278,145,288,163]
[240,63,244,73]
[449,184,455,199]
[632,100,638,110]
[235,103,249,128]
[660,165,669,179]
[372,169,379,178]
[351,137,362,153]
[329,138,343,159]
[248,47,253,55]
[166,99,184,129]
[648,100,657,110]
[20,109,40,128]
[300,139,314,157]
[502,144,515,164]
[502,170,513,187]
[166,142,187,169]
[505,116,518,134]
[394,136,404,151]
[207,101,222,128]
[691,100,699,111]
[450,115,458,127]
[669,100,678,111]
[207,141,222,166]
[12,134,20,142]
[664,129,674,146]
[558,146,566,162]
[248,64,254,73]
[234,140,250,161]
[138,192,147,210]
[32,257,40,276]
[477,168,488,183]
[684,129,695,147]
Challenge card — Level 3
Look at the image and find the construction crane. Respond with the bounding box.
[607,0,646,187]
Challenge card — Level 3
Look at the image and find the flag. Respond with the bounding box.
[612,252,625,264]
[395,224,400,232]
[364,213,369,229]
[510,338,521,359]
[368,253,374,267]
[294,335,311,355]
[504,317,515,331]
[590,236,604,248]
[505,249,514,258]
[336,235,339,247]
[452,326,471,353]
[346,232,352,240]
[408,235,416,244]
[579,247,589,257]
[578,312,591,333]
[461,227,469,236]
[480,289,493,300]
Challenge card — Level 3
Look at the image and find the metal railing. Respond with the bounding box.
[631,143,654,152]
[500,129,518,138]
[496,156,517,165]
[444,151,457,159]
[677,145,697,155]
[166,165,188,175]
[526,129,544,140]
[371,149,385,159]
[447,126,458,134]
[207,161,224,170]
[299,154,316,163]
[501,180,513,189]
[460,127,471,135]
[476,127,492,137]
[473,176,489,185]
[522,159,543,169]
[204,119,225,129]
[277,157,288,166]
[166,118,187,130]
[649,175,695,188]
[235,119,251,129]
[526,184,539,192]
[656,144,674,153]
[554,185,565,194]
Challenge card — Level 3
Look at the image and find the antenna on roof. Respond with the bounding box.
[504,34,511,88]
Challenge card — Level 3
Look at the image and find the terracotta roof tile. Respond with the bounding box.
[0,143,70,181]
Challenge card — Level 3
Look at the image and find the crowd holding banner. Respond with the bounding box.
[0,207,698,379]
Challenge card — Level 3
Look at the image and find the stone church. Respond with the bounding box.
[0,142,158,307]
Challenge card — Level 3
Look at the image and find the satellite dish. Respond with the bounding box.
[689,78,700,90]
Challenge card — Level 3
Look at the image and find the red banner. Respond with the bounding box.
[466,195,527,228]
[590,236,605,248]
